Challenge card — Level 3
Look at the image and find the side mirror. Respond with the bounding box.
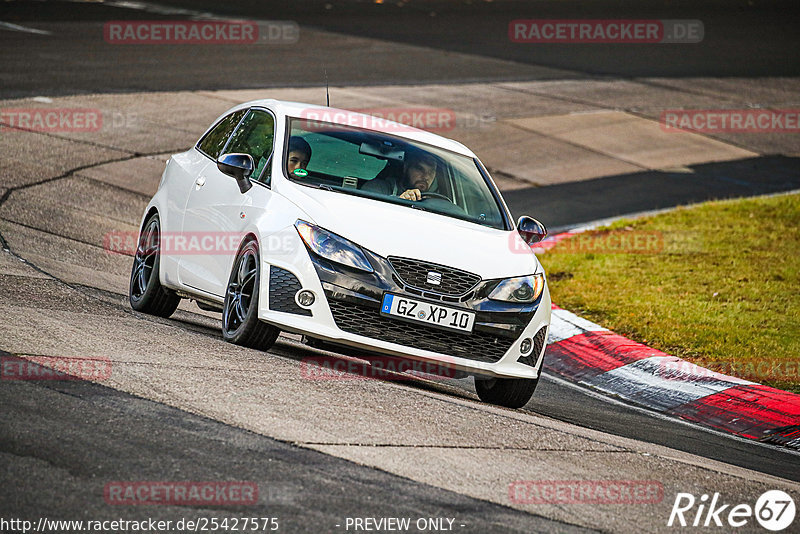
[517,216,547,245]
[217,153,254,194]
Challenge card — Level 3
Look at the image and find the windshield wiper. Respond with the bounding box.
[300,182,335,192]
[409,203,428,212]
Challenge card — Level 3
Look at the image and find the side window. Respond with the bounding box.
[196,109,247,159]
[224,110,276,185]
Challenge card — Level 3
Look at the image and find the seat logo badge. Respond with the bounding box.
[426,271,442,285]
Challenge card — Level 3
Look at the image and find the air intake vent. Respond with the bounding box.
[327,298,513,363]
[388,257,480,296]
[269,266,312,316]
[517,327,548,368]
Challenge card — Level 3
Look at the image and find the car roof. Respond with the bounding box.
[235,99,476,158]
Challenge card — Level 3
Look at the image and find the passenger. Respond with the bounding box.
[287,136,312,175]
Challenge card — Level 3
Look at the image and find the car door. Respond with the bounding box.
[178,108,276,298]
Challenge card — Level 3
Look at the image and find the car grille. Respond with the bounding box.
[517,326,548,368]
[387,256,481,296]
[327,298,514,363]
[269,266,312,316]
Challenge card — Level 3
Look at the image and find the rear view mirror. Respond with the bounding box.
[359,141,405,161]
[217,153,254,193]
[517,216,547,245]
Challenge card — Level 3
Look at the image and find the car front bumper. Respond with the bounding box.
[257,227,550,379]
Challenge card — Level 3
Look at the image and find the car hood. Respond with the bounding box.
[281,184,541,280]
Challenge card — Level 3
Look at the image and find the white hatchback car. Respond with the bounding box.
[130,100,551,408]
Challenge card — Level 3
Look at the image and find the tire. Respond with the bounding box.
[129,213,180,317]
[222,239,280,350]
[475,376,538,409]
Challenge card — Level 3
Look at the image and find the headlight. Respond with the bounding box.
[488,274,544,303]
[294,220,374,272]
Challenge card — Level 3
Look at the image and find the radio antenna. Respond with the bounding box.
[325,69,330,107]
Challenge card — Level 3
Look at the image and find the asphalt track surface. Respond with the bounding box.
[1,371,579,533]
[2,0,799,96]
[2,1,800,532]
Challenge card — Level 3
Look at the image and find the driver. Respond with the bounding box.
[363,148,440,201]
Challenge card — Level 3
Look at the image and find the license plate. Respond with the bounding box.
[380,294,475,333]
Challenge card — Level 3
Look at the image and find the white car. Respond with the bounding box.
[130,99,551,408]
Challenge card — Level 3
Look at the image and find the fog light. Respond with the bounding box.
[519,338,533,355]
[296,290,315,308]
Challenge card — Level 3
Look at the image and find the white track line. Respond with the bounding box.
[548,307,608,342]
[0,21,51,35]
[103,0,217,19]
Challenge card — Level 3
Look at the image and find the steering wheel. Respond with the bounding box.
[420,192,455,204]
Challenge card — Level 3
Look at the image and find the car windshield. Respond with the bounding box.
[284,117,509,230]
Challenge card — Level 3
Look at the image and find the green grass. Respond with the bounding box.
[540,193,800,393]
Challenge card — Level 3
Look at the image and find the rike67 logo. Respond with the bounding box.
[668,490,795,531]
